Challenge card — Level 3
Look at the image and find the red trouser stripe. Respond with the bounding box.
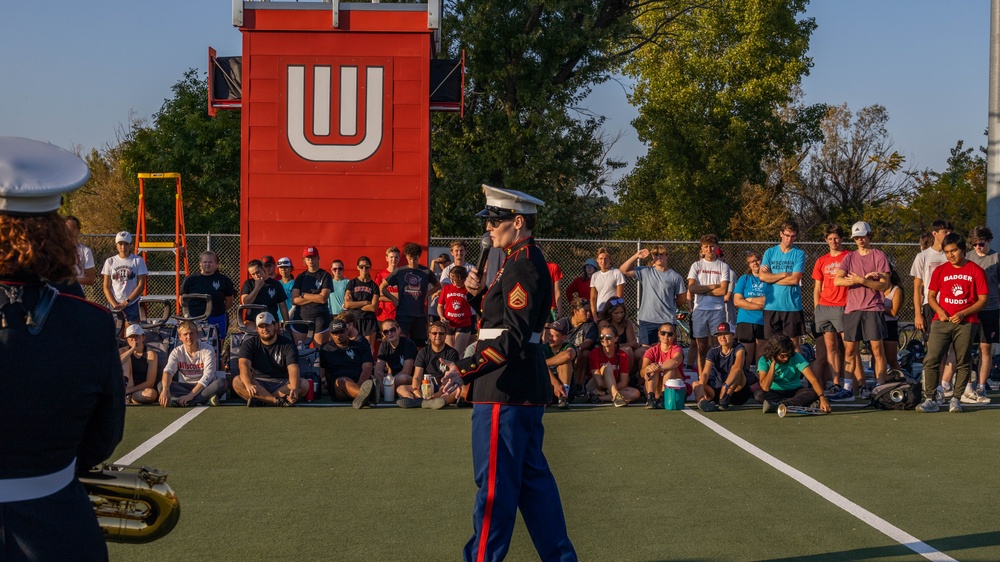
[476,403,502,562]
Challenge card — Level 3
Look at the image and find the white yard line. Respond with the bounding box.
[683,409,956,562]
[114,406,209,465]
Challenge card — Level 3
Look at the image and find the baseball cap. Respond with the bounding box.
[261,255,275,266]
[584,259,598,269]
[115,231,133,244]
[546,318,570,335]
[276,257,293,268]
[125,324,145,337]
[713,322,734,336]
[303,246,319,258]
[255,311,276,326]
[329,319,347,334]
[851,221,871,238]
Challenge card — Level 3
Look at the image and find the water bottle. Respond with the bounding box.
[383,373,395,402]
[421,374,434,398]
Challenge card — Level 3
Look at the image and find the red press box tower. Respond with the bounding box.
[211,0,459,274]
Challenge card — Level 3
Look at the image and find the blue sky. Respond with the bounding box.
[0,1,989,183]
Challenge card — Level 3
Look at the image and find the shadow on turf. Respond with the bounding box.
[756,530,1000,561]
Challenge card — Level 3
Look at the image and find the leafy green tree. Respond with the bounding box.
[900,140,986,241]
[615,0,818,240]
[118,69,241,234]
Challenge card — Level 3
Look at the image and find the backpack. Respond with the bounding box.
[869,371,922,410]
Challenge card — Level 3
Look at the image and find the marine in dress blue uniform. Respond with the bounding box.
[0,137,126,561]
[441,185,576,562]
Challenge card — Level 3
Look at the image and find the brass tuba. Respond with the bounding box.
[80,464,181,543]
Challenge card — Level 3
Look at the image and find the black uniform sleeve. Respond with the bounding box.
[77,315,125,469]
[281,341,298,368]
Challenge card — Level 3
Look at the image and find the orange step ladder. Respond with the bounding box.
[134,173,189,310]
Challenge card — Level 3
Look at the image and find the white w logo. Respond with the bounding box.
[287,65,384,162]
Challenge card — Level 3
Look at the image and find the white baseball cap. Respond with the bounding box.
[115,231,133,244]
[125,324,144,337]
[851,221,871,238]
[276,257,293,268]
[256,311,276,326]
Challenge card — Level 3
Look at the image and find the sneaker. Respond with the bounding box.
[949,397,962,413]
[828,388,854,402]
[859,386,872,401]
[915,398,939,413]
[942,382,954,400]
[697,399,717,412]
[456,397,473,408]
[644,394,655,410]
[353,379,377,409]
[208,395,220,407]
[275,395,292,407]
[558,395,570,410]
[761,400,776,414]
[422,397,447,410]
[961,389,991,405]
[978,386,991,403]
[718,396,731,411]
[396,397,422,408]
[824,384,844,397]
[654,397,664,409]
[613,393,627,408]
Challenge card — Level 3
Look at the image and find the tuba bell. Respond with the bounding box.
[80,464,181,543]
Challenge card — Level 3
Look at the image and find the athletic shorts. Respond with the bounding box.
[763,310,805,339]
[692,308,727,339]
[446,323,474,336]
[735,322,764,344]
[884,319,899,343]
[814,305,845,334]
[356,314,378,337]
[843,310,887,343]
[291,313,331,334]
[710,384,754,406]
[976,309,1000,344]
[256,377,290,394]
[395,315,428,347]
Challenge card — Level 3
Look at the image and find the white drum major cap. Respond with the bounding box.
[475,184,545,219]
[0,137,90,214]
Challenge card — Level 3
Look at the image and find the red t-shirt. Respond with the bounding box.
[928,260,988,323]
[589,347,630,377]
[547,262,564,309]
[565,276,590,304]
[375,268,397,322]
[642,344,686,377]
[811,252,848,307]
[439,284,473,328]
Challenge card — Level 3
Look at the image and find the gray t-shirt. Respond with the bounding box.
[633,266,686,324]
[968,250,999,311]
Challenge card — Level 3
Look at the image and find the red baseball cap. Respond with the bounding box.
[303,246,319,258]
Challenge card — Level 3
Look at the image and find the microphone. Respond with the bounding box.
[476,232,492,283]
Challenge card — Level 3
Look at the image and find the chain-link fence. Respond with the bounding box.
[77,234,921,333]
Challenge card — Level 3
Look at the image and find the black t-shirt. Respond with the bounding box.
[240,278,288,320]
[292,269,334,319]
[319,340,374,382]
[414,345,459,377]
[346,277,379,320]
[386,266,435,317]
[377,337,418,374]
[567,320,598,349]
[237,334,298,379]
[182,272,235,317]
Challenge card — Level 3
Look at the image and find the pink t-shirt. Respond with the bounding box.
[642,344,685,377]
[928,260,988,323]
[838,249,890,313]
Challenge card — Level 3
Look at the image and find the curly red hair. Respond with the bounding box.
[0,213,77,282]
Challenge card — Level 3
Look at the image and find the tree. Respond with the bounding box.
[430,0,699,237]
[787,103,911,238]
[900,140,986,241]
[615,0,818,240]
[118,69,241,234]
[61,142,135,234]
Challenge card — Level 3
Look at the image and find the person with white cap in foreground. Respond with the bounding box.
[233,312,306,406]
[120,324,160,405]
[0,136,125,560]
[439,184,576,561]
[101,229,148,325]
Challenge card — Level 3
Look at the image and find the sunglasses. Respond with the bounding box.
[331,267,343,271]
[383,327,398,334]
[599,334,615,341]
[486,216,513,228]
[607,297,625,307]
[659,330,675,336]
[357,265,370,269]
[973,242,988,247]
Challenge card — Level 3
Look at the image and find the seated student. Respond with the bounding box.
[693,323,755,412]
[158,321,227,407]
[396,321,461,409]
[564,297,598,392]
[543,319,578,410]
[334,311,365,344]
[437,265,474,355]
[233,312,308,407]
[119,324,159,405]
[598,296,642,371]
[639,323,685,409]
[375,318,417,389]
[588,325,641,407]
[755,334,831,414]
[319,319,378,408]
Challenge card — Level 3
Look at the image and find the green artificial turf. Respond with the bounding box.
[106,404,1000,561]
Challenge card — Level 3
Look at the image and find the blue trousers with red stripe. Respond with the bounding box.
[464,404,576,562]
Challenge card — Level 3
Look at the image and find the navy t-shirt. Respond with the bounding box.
[182,272,235,317]
[292,269,334,319]
[415,345,459,377]
[319,340,374,382]
[377,337,418,374]
[240,278,288,320]
[386,266,435,317]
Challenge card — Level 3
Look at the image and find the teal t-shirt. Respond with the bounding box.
[757,352,809,391]
[761,245,806,312]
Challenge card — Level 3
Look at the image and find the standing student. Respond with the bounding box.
[291,246,333,347]
[101,231,148,324]
[733,250,766,372]
[758,220,807,348]
[589,247,625,320]
[687,234,732,371]
[961,226,997,404]
[181,250,235,337]
[812,225,850,399]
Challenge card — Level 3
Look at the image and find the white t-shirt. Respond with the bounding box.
[75,243,95,279]
[909,247,947,305]
[687,259,732,311]
[590,268,626,312]
[165,342,218,387]
[101,254,148,301]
